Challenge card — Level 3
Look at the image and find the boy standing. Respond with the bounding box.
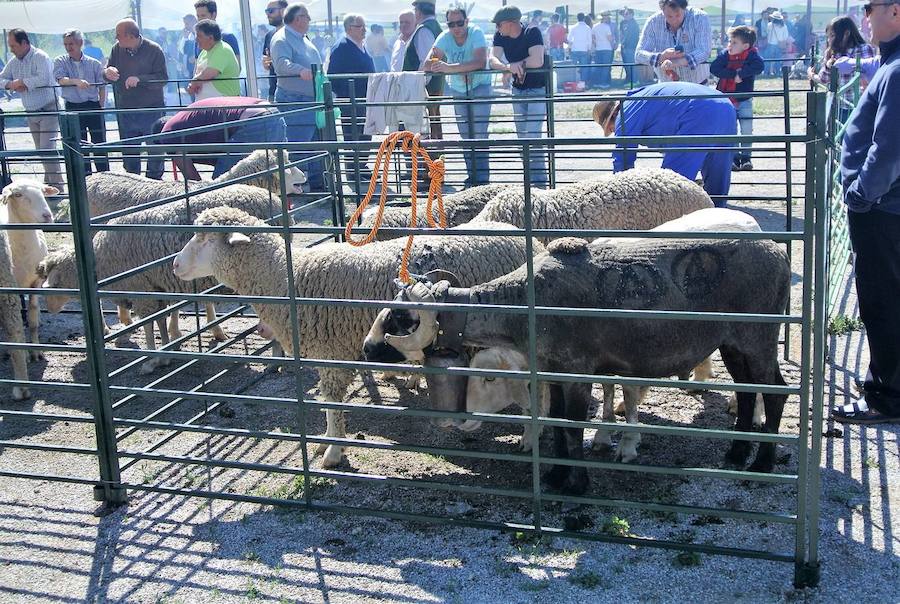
[710,25,764,171]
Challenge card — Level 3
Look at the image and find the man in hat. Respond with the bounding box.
[403,0,444,139]
[489,5,548,185]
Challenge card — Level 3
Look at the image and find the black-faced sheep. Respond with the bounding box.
[365,234,791,495]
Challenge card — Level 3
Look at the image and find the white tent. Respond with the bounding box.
[0,0,131,34]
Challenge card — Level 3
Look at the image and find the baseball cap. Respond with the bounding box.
[492,5,523,24]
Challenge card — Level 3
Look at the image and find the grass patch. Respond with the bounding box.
[567,570,604,589]
[250,474,335,501]
[827,314,864,336]
[672,551,702,567]
[601,516,631,537]
[520,579,551,591]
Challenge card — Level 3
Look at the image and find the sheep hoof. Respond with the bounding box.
[313,441,329,456]
[726,394,738,416]
[321,445,344,468]
[591,432,613,451]
[212,328,228,343]
[139,358,169,375]
[615,447,638,463]
[12,387,31,401]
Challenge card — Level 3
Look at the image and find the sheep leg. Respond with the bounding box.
[117,304,132,326]
[26,293,42,361]
[748,363,787,473]
[543,382,591,495]
[139,317,172,375]
[521,384,550,452]
[206,303,228,342]
[591,383,617,450]
[320,410,346,468]
[167,312,182,342]
[1,302,30,400]
[615,386,647,463]
[692,356,714,382]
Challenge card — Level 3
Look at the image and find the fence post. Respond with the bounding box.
[782,65,794,361]
[544,54,556,188]
[59,112,127,506]
[322,80,345,242]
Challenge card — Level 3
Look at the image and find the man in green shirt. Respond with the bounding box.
[188,19,241,98]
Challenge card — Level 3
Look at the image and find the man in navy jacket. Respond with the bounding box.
[833,1,900,424]
[327,13,375,180]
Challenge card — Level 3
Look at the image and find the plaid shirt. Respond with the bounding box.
[53,53,105,103]
[819,44,877,98]
[0,46,58,111]
[635,8,712,84]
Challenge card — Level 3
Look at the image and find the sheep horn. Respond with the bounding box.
[384,282,439,352]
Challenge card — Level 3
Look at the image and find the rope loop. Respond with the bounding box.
[344,131,447,283]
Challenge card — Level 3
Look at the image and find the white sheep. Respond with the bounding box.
[1,180,55,361]
[459,348,550,452]
[0,227,30,400]
[38,186,290,374]
[359,183,517,241]
[83,149,307,219]
[172,206,545,468]
[471,168,713,240]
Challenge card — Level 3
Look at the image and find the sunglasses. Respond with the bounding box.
[264,7,281,13]
[446,20,466,28]
[864,1,896,14]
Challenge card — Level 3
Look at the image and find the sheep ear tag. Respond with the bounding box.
[227,232,252,246]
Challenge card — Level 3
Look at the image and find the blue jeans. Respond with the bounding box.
[549,47,565,62]
[213,111,288,178]
[735,100,753,161]
[274,88,325,189]
[117,109,164,180]
[511,87,548,185]
[453,85,492,184]
[621,48,636,85]
[594,50,614,87]
[571,51,589,82]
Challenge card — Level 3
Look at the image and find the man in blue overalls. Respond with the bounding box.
[593,81,736,205]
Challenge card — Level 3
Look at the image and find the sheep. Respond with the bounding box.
[0,227,30,400]
[172,206,545,468]
[459,348,550,452]
[359,183,517,241]
[82,150,307,220]
[38,186,290,374]
[471,168,713,241]
[1,180,56,361]
[365,233,791,495]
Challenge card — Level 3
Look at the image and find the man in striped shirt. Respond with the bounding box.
[54,29,109,173]
[635,0,712,84]
[0,29,63,187]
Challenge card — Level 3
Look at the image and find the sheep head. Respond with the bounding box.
[38,246,78,313]
[1,180,55,224]
[174,206,259,281]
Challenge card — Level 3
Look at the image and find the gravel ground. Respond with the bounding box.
[2,82,898,603]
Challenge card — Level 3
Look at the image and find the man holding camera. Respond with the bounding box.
[635,0,712,84]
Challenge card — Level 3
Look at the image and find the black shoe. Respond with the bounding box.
[740,160,754,171]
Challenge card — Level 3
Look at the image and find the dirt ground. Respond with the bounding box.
[1,83,898,603]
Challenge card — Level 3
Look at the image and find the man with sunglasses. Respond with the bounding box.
[262,0,288,102]
[425,7,492,185]
[834,0,900,425]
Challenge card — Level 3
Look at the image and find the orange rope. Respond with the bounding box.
[345,131,446,283]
